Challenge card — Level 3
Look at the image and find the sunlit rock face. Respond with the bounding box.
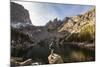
[48,53,63,64]
[58,7,95,33]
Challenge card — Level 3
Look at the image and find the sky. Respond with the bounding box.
[12,1,94,26]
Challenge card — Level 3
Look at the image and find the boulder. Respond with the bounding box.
[48,53,63,64]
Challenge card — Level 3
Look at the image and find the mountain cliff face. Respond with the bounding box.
[11,2,32,29]
[58,8,95,33]
[11,2,34,46]
[57,7,95,43]
[11,2,32,24]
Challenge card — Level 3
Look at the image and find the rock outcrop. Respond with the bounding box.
[58,7,95,33]
[11,2,32,24]
[48,53,63,64]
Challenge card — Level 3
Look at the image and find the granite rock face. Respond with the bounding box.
[48,53,63,64]
[58,7,95,33]
[11,2,32,24]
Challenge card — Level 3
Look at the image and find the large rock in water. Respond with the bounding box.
[48,53,63,64]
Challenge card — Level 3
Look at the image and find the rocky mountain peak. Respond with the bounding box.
[58,7,95,33]
[11,2,32,25]
[45,18,62,32]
